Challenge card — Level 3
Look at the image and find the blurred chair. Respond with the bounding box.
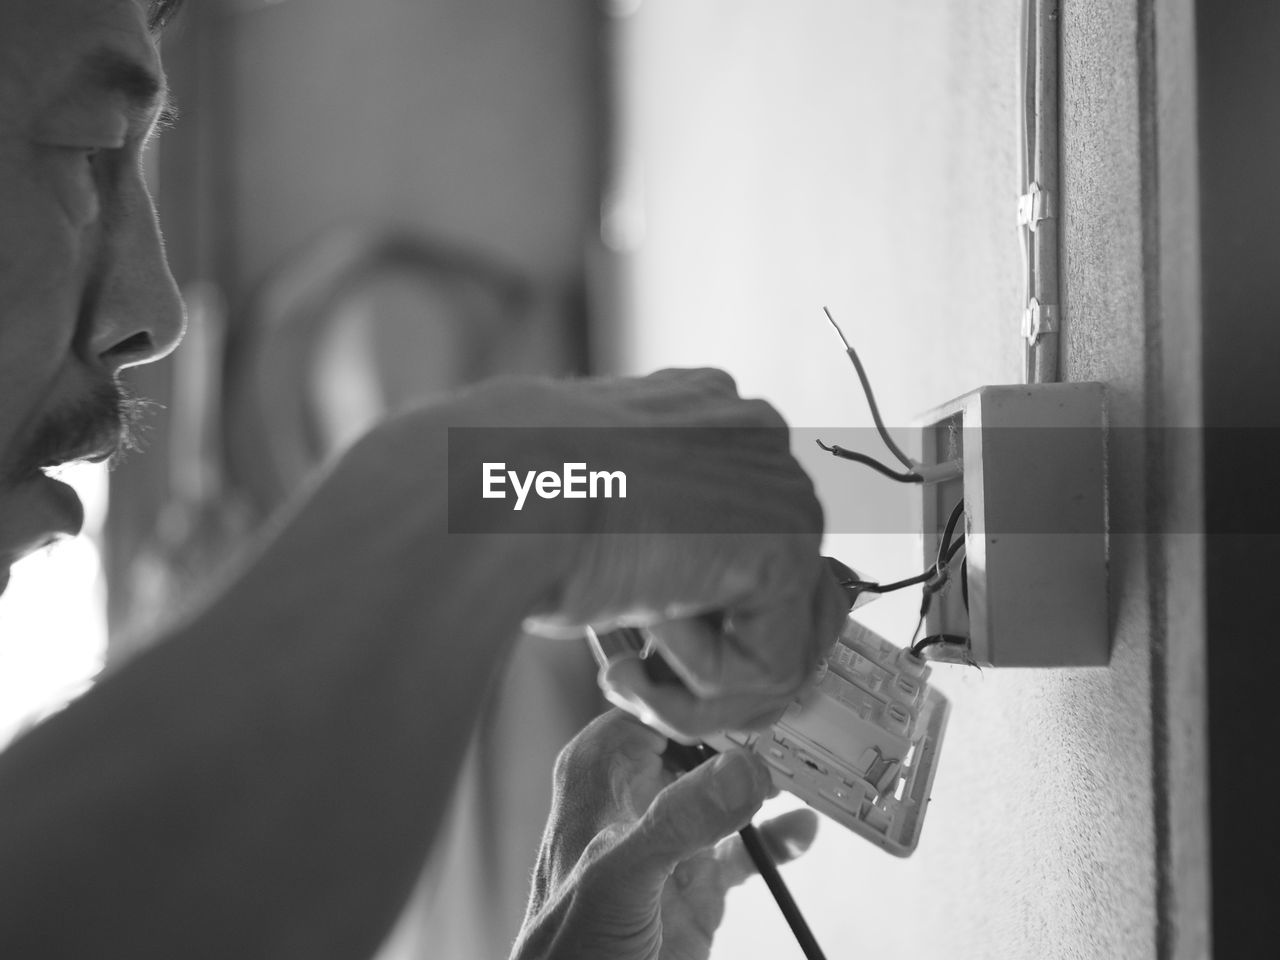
[220,224,602,959]
[226,225,532,510]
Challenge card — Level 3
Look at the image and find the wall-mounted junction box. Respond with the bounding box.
[915,383,1109,667]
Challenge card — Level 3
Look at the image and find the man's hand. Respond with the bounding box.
[0,368,837,959]
[445,368,849,739]
[511,710,818,960]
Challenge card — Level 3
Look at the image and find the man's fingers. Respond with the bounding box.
[597,673,698,745]
[557,707,669,777]
[642,366,739,398]
[729,557,850,696]
[597,558,849,739]
[724,595,823,697]
[601,657,794,739]
[643,617,725,697]
[609,367,742,418]
[608,749,772,889]
[812,565,853,660]
[714,809,820,889]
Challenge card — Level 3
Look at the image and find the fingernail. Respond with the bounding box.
[710,750,762,808]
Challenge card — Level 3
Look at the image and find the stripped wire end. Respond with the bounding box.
[818,307,918,472]
[815,439,923,484]
[822,305,852,351]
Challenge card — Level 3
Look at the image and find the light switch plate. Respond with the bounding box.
[706,617,950,857]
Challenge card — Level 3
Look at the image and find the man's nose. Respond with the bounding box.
[87,186,187,374]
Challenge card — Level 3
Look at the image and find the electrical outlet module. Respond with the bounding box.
[706,616,950,857]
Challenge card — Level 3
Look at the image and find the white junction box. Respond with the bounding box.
[915,383,1109,667]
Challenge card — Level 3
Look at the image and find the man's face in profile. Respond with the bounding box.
[0,0,185,595]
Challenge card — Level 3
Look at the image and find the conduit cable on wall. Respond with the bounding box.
[1018,0,1062,383]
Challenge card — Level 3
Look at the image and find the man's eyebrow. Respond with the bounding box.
[80,46,172,122]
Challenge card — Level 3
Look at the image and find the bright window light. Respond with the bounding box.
[0,463,109,747]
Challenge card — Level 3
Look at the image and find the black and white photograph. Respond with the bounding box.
[0,1,1271,957]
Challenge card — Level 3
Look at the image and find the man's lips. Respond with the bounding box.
[33,471,85,530]
[0,472,86,578]
[37,438,119,473]
[23,471,85,540]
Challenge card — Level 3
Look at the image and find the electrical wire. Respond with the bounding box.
[840,499,968,659]
[936,499,965,572]
[906,499,968,654]
[910,609,927,650]
[842,568,935,595]
[815,440,922,483]
[1018,0,1036,383]
[911,633,969,658]
[738,823,828,960]
[841,522,963,598]
[1018,0,1062,384]
[917,498,965,611]
[662,742,828,960]
[822,306,917,471]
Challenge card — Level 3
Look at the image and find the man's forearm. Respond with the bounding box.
[0,418,582,959]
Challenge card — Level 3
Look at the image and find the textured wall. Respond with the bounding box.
[610,2,1163,957]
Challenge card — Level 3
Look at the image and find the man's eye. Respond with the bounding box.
[67,147,103,186]
[51,144,105,169]
[78,145,122,188]
[49,145,108,225]
[82,146,113,171]
[60,142,117,162]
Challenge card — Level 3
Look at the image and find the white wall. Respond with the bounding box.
[606,2,1168,957]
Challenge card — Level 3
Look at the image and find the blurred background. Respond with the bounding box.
[5,0,1275,957]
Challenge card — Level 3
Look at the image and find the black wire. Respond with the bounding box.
[823,307,918,472]
[910,607,927,649]
[842,568,935,595]
[815,440,922,484]
[738,823,828,960]
[911,633,969,657]
[840,501,962,601]
[663,742,828,960]
[936,499,965,571]
[910,502,968,654]
[960,557,969,611]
